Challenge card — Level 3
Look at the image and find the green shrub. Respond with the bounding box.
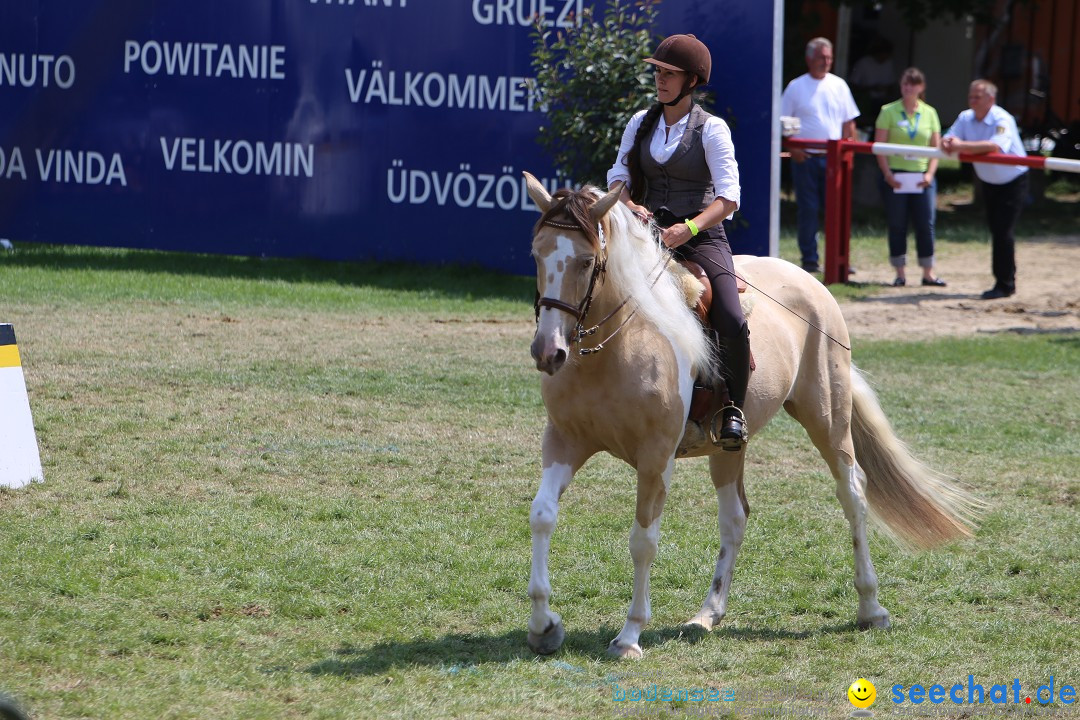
[529,0,662,187]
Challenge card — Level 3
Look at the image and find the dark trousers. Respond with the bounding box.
[882,176,936,268]
[672,225,750,407]
[791,155,828,266]
[981,173,1028,292]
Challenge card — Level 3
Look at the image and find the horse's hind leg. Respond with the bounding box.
[688,452,748,631]
[527,426,587,655]
[607,455,675,660]
[790,402,891,630]
[835,458,891,628]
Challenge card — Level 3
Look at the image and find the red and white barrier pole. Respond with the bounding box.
[784,138,1080,284]
[868,141,1080,173]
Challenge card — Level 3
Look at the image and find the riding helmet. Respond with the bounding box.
[644,34,711,85]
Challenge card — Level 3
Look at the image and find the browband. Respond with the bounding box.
[541,219,607,251]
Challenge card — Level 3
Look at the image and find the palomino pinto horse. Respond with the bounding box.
[523,172,980,659]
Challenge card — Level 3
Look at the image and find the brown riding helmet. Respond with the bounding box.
[644,34,711,85]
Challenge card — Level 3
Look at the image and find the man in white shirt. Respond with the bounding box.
[781,38,860,273]
[942,79,1029,299]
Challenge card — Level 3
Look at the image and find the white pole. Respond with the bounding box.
[869,142,944,159]
[1045,157,1080,174]
[868,141,1080,174]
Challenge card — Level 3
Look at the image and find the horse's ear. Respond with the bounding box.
[589,181,623,223]
[523,172,552,212]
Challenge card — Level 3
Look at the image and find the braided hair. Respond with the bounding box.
[623,102,664,204]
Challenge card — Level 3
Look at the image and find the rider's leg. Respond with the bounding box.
[675,226,750,449]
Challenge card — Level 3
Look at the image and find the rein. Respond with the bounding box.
[687,252,852,352]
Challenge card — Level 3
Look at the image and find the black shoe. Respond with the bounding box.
[981,287,1014,299]
[922,277,947,287]
[710,405,748,451]
[891,277,906,287]
[801,262,821,273]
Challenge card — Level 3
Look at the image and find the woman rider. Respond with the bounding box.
[606,34,749,450]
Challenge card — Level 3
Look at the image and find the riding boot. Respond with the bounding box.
[712,324,751,451]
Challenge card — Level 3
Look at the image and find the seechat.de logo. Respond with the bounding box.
[891,675,1077,707]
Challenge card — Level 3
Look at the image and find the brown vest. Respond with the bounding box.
[641,104,715,218]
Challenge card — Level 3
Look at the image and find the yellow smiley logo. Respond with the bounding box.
[848,678,876,709]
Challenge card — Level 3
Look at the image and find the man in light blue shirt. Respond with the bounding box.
[942,79,1028,299]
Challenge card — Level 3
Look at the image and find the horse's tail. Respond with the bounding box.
[850,364,983,549]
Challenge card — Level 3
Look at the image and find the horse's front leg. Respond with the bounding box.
[688,452,748,631]
[608,455,675,659]
[527,426,584,655]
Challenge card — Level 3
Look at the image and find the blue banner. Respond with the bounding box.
[0,1,780,274]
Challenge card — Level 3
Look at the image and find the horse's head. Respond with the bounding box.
[524,171,623,374]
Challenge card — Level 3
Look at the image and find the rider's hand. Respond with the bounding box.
[660,222,692,249]
[626,202,651,224]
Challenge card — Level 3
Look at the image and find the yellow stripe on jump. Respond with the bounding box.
[0,344,21,368]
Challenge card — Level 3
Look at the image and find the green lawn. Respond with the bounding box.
[0,237,1076,719]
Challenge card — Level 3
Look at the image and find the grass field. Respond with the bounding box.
[0,223,1077,719]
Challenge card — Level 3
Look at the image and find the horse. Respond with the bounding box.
[521,172,981,659]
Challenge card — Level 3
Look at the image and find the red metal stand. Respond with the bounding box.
[823,140,853,285]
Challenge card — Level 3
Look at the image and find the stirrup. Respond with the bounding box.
[709,404,748,451]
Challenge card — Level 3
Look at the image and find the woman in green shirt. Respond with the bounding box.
[874,67,945,287]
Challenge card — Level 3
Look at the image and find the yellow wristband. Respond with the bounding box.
[684,219,699,237]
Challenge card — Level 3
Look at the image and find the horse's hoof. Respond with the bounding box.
[527,620,565,655]
[678,623,709,645]
[684,612,720,632]
[857,611,891,630]
[607,639,643,660]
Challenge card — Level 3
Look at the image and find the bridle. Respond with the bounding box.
[534,215,671,356]
[534,217,609,353]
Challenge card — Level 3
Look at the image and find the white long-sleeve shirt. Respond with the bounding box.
[606,107,741,212]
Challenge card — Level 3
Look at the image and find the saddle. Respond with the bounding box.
[676,259,756,426]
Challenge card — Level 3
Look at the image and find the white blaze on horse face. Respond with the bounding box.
[531,232,582,373]
[535,232,578,303]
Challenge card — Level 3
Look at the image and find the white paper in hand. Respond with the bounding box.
[892,172,925,194]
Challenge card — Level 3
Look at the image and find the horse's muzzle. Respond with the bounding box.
[531,333,569,375]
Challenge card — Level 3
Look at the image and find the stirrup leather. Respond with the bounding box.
[709,404,748,451]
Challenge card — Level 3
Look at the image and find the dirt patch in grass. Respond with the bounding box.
[839,235,1080,340]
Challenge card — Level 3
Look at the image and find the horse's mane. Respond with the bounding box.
[534,188,603,252]
[571,186,713,378]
